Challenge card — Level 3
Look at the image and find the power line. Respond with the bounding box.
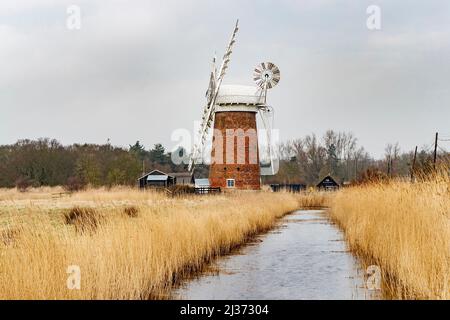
[421,140,436,153]
[438,145,448,154]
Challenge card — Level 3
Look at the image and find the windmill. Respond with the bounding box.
[188,20,281,190]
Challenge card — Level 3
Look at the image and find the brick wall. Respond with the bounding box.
[209,111,261,190]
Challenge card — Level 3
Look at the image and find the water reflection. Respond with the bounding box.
[174,210,382,300]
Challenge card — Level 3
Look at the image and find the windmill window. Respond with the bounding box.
[226,179,235,188]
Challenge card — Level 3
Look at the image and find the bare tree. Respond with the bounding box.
[385,142,400,176]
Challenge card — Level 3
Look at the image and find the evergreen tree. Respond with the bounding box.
[149,143,167,164]
[129,141,147,160]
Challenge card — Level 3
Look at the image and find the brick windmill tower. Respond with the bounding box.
[188,21,280,190]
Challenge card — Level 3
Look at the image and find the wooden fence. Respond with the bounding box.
[194,187,221,195]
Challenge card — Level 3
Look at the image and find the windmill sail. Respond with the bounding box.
[188,20,239,173]
[206,54,217,105]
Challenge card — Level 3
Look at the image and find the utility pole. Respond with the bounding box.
[142,160,145,176]
[390,158,394,177]
[433,132,438,170]
[387,155,391,177]
[410,146,417,182]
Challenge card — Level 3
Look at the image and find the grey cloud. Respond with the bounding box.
[0,0,449,158]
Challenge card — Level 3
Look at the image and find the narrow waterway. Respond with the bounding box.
[174,210,381,300]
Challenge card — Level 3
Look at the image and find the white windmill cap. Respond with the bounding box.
[216,85,265,106]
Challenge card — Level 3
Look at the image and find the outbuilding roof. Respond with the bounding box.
[316,175,339,188]
[147,175,169,181]
[138,170,172,181]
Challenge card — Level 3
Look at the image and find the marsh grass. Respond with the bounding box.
[0,226,22,247]
[123,206,139,218]
[64,207,105,234]
[0,189,299,299]
[330,170,450,299]
[297,191,332,208]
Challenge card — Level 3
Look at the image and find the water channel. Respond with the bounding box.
[174,210,381,300]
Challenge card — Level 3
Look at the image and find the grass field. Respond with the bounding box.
[0,188,300,299]
[1,177,447,300]
[330,171,450,299]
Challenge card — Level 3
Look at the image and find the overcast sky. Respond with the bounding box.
[1,0,449,158]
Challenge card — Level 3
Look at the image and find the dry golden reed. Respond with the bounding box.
[297,191,331,208]
[330,171,450,299]
[123,206,139,218]
[0,189,299,300]
[63,207,105,234]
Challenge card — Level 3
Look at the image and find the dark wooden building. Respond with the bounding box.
[138,170,193,189]
[270,184,306,193]
[316,175,340,191]
[138,170,175,189]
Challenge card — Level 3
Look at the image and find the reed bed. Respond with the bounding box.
[330,171,450,299]
[297,191,331,208]
[0,189,299,300]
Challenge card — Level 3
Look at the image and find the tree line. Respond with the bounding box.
[264,130,447,186]
[0,139,185,189]
[0,131,446,189]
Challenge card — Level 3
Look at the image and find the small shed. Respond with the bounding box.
[138,170,175,189]
[316,175,340,191]
[194,178,210,188]
[169,172,193,185]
